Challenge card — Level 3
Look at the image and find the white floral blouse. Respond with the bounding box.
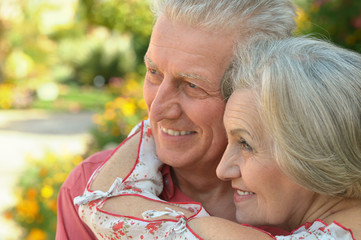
[274,220,355,240]
[74,120,209,240]
[74,120,355,240]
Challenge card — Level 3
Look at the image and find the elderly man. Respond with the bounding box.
[56,0,296,239]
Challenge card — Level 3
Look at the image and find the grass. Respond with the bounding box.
[31,85,115,112]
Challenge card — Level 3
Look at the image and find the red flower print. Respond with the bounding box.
[146,222,162,234]
[112,221,124,231]
[188,207,195,212]
[304,222,312,229]
[88,199,101,208]
[132,188,142,193]
[146,128,152,138]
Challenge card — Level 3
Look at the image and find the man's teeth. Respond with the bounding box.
[236,190,255,196]
[161,127,193,136]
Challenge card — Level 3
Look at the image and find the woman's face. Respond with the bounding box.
[217,89,315,230]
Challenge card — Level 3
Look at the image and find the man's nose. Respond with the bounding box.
[148,78,182,121]
[216,147,241,181]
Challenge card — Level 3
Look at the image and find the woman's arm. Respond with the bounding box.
[102,195,274,240]
[189,217,275,240]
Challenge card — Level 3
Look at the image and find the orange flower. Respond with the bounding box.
[26,228,47,240]
[27,188,37,200]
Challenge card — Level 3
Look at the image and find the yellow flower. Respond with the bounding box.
[137,98,147,111]
[72,155,83,165]
[0,84,13,109]
[121,99,136,116]
[26,228,47,240]
[41,185,54,199]
[104,109,116,121]
[295,7,311,32]
[53,172,68,184]
[123,79,139,93]
[113,97,125,108]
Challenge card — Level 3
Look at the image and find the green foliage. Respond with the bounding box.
[80,0,153,37]
[79,0,154,69]
[0,0,153,108]
[294,0,361,52]
[56,32,137,85]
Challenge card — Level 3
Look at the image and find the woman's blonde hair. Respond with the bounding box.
[232,37,361,198]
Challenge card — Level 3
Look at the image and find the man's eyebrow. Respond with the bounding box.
[178,72,210,83]
[230,128,252,138]
[144,55,157,68]
[144,55,210,83]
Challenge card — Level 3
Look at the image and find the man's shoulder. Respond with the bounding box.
[82,149,114,166]
[62,149,114,193]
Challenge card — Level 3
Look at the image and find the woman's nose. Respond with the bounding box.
[216,146,241,181]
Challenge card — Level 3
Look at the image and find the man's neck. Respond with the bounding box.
[170,166,237,221]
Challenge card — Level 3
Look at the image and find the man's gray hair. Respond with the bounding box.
[151,0,297,99]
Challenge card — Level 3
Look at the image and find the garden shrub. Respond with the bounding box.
[90,73,148,150]
[4,153,83,239]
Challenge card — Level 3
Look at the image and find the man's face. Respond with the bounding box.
[143,17,235,170]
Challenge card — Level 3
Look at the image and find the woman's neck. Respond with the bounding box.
[301,195,361,228]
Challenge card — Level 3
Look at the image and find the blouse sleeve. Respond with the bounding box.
[275,220,354,240]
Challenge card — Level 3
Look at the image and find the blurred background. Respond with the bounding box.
[0,0,360,239]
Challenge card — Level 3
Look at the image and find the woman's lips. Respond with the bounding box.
[233,189,255,202]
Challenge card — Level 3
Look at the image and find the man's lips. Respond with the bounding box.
[160,126,196,136]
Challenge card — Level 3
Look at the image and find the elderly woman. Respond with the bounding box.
[75,37,361,239]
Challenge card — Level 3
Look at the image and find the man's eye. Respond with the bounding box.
[146,68,162,85]
[188,82,197,88]
[183,82,209,98]
[149,68,157,74]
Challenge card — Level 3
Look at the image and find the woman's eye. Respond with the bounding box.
[239,139,253,151]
